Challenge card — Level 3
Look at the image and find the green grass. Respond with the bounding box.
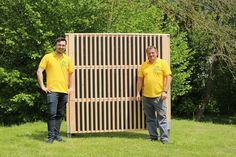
[0,119,236,157]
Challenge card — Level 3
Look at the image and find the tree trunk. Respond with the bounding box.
[196,80,212,120]
[196,64,214,120]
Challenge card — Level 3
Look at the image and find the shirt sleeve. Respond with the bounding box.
[162,60,172,76]
[68,57,74,74]
[138,64,144,78]
[39,55,48,69]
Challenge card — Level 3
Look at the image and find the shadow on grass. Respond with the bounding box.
[29,131,48,142]
[199,114,236,125]
[70,131,148,139]
[173,114,236,125]
[28,130,148,142]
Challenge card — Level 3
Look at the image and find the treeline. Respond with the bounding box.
[0,0,235,125]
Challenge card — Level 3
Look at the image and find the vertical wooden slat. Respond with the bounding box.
[66,34,76,133]
[65,35,70,133]
[81,34,85,132]
[154,35,157,49]
[112,35,115,130]
[145,35,148,54]
[124,34,128,130]
[133,35,136,129]
[94,35,98,131]
[149,35,152,47]
[85,35,89,132]
[76,35,81,132]
[142,35,146,128]
[116,34,120,130]
[137,34,141,130]
[98,35,102,131]
[139,34,143,129]
[120,35,124,130]
[128,35,132,129]
[107,35,111,131]
[141,34,145,66]
[90,35,94,131]
[103,34,107,131]
[162,35,171,123]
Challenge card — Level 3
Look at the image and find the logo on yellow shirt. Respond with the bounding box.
[153,65,161,73]
[61,60,68,68]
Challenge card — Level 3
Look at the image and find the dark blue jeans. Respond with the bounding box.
[143,96,169,142]
[47,92,68,138]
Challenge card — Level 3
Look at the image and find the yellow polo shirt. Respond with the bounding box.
[138,58,171,97]
[39,52,74,93]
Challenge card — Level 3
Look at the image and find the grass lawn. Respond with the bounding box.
[0,119,235,157]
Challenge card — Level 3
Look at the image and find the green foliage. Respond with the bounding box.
[174,97,195,117]
[159,0,236,118]
[105,0,164,33]
[105,0,192,101]
[0,0,235,124]
[0,67,45,124]
[0,0,53,124]
[10,93,35,107]
[170,33,192,100]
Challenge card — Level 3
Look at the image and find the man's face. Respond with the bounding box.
[55,41,66,54]
[147,48,158,63]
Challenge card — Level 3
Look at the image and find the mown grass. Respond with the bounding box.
[0,119,235,157]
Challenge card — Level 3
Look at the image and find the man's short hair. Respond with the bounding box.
[55,37,67,45]
[146,46,158,53]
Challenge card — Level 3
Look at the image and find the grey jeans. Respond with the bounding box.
[143,96,169,141]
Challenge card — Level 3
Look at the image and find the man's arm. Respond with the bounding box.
[67,72,74,94]
[37,67,51,93]
[161,75,172,100]
[136,77,143,101]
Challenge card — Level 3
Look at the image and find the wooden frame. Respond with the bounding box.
[66,33,171,135]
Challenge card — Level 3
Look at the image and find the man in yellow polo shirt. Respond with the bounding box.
[136,46,172,144]
[37,37,74,143]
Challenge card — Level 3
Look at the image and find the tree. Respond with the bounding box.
[105,0,193,101]
[1,0,234,124]
[159,0,236,119]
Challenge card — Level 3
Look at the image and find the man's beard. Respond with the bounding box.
[56,49,65,54]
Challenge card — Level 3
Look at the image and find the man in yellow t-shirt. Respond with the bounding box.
[136,46,172,144]
[37,37,74,144]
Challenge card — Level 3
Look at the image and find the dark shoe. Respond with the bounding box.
[55,135,65,142]
[161,140,168,144]
[46,138,55,144]
[149,135,158,142]
[149,137,158,142]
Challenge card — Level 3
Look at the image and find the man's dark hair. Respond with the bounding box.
[55,37,67,45]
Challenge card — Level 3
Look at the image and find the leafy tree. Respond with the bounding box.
[1,0,235,124]
[105,0,193,102]
[0,0,111,124]
[159,0,236,119]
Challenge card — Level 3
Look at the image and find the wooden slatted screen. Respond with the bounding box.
[66,33,171,134]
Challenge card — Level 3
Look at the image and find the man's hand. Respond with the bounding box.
[41,86,51,93]
[68,87,73,95]
[136,93,141,101]
[161,91,167,100]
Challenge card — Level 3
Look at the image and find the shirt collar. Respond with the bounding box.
[147,58,159,64]
[53,51,65,58]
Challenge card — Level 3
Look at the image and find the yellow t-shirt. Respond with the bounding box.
[138,58,171,97]
[39,52,74,93]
